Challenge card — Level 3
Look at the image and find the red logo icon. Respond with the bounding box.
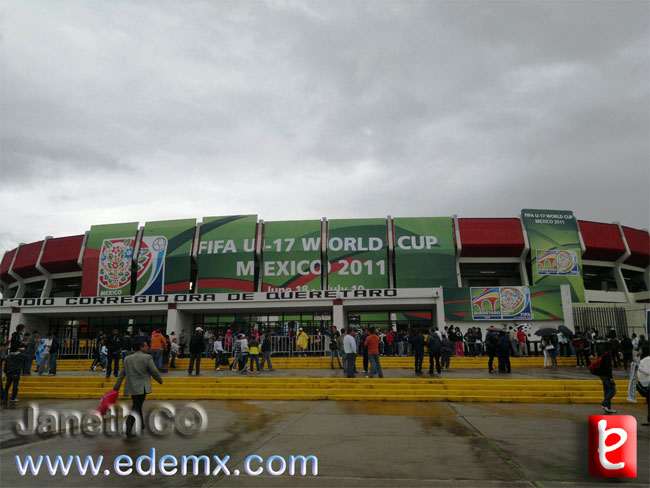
[588,415,636,478]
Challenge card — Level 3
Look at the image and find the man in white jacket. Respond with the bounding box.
[637,346,650,426]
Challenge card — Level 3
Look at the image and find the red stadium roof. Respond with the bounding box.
[12,240,45,279]
[40,235,84,274]
[458,218,525,257]
[622,226,650,268]
[578,221,626,262]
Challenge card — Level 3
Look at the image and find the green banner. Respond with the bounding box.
[444,285,563,322]
[197,215,257,293]
[393,217,456,288]
[261,220,322,291]
[521,209,585,302]
[327,218,388,290]
[81,222,139,297]
[135,218,196,295]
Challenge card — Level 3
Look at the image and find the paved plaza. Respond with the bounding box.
[1,392,648,487]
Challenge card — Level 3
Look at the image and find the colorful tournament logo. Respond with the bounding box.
[98,238,135,296]
[136,236,167,295]
[536,250,557,275]
[471,287,501,320]
[500,286,532,320]
[556,250,578,275]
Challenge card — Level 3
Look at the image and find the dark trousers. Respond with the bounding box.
[249,354,260,372]
[2,373,20,402]
[488,351,496,372]
[346,353,356,378]
[428,351,441,374]
[362,350,369,372]
[441,352,451,370]
[600,377,617,409]
[126,393,146,437]
[188,352,201,374]
[23,354,34,374]
[414,351,424,373]
[498,352,511,372]
[106,353,120,377]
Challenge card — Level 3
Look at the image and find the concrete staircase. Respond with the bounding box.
[39,356,578,371]
[17,376,630,404]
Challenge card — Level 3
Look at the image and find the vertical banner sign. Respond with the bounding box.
[327,218,388,290]
[393,217,456,288]
[197,215,257,293]
[80,222,139,297]
[521,209,586,302]
[261,220,322,291]
[135,218,196,295]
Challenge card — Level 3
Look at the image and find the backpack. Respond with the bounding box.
[589,356,603,375]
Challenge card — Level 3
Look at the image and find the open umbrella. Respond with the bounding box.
[535,327,558,337]
[558,325,574,338]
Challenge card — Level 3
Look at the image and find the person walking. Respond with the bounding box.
[231,334,244,372]
[329,331,343,369]
[338,329,347,375]
[365,328,383,378]
[259,333,275,372]
[105,329,122,378]
[188,327,205,376]
[360,328,369,373]
[441,334,453,370]
[595,341,617,414]
[150,329,166,370]
[517,327,527,357]
[213,336,225,371]
[23,332,38,375]
[572,333,590,367]
[179,329,187,358]
[2,348,26,404]
[343,328,358,378]
[121,330,134,367]
[296,327,309,357]
[38,333,53,376]
[497,331,511,373]
[248,336,261,373]
[621,336,633,370]
[411,331,425,374]
[112,340,163,438]
[426,328,442,375]
[170,338,178,369]
[486,330,498,373]
[48,332,59,376]
[636,346,650,426]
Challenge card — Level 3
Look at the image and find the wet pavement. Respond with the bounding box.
[0,398,647,487]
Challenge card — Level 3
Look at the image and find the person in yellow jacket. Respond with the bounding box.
[296,328,308,357]
[248,336,260,373]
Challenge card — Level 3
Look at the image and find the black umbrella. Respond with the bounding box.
[558,325,574,338]
[535,327,558,337]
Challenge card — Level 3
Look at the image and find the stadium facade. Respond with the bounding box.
[1,209,648,344]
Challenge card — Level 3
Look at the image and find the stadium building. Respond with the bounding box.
[1,209,648,355]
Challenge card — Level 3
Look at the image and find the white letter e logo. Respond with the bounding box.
[598,419,627,470]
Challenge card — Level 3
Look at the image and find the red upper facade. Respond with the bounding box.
[12,241,45,279]
[458,218,525,257]
[578,221,627,262]
[40,235,84,274]
[622,226,650,268]
[0,249,17,284]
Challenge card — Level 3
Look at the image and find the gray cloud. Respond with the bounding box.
[1,0,648,258]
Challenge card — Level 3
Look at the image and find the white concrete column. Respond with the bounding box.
[436,288,446,329]
[614,222,633,303]
[10,312,50,336]
[332,303,346,331]
[518,216,530,286]
[560,284,575,331]
[452,215,462,287]
[166,307,194,337]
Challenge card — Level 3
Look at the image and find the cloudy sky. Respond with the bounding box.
[1,0,648,256]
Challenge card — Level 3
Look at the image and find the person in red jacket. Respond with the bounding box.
[364,328,384,378]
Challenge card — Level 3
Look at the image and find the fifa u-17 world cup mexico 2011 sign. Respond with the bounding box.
[326,218,389,290]
[261,220,322,292]
[521,209,586,302]
[393,217,457,288]
[135,218,196,296]
[80,222,139,297]
[196,215,258,294]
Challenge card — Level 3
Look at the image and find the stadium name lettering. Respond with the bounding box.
[0,289,400,308]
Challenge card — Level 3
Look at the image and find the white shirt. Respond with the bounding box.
[43,338,53,353]
[343,334,357,354]
[214,340,224,353]
[638,356,650,387]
